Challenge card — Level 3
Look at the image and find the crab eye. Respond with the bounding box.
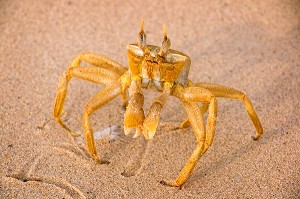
[138,32,147,48]
[158,24,171,57]
[137,19,147,49]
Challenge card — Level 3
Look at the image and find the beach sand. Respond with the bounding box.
[1,0,299,198]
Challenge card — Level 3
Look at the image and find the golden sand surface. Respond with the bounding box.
[1,1,299,198]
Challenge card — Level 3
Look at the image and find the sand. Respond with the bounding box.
[1,0,299,198]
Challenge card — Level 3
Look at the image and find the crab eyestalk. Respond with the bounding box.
[138,19,147,49]
[158,24,171,57]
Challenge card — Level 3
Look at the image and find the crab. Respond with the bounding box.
[53,21,263,187]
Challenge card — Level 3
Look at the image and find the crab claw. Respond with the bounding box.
[124,80,145,137]
[133,126,143,138]
[142,102,162,140]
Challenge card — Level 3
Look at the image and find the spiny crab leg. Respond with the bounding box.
[82,83,121,163]
[176,102,209,130]
[71,52,127,75]
[195,82,263,140]
[54,66,120,137]
[162,86,218,187]
[54,53,126,137]
[161,101,206,187]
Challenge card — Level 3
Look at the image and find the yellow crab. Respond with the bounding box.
[53,21,263,187]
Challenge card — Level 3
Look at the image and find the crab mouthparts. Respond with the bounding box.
[147,59,159,64]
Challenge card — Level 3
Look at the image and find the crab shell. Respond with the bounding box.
[127,44,191,90]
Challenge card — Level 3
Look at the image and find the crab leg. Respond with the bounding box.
[176,102,209,129]
[72,53,128,106]
[68,52,127,75]
[54,65,122,137]
[195,82,263,140]
[142,82,172,139]
[82,83,121,162]
[162,86,217,187]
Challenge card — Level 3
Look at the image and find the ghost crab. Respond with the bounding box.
[53,21,263,187]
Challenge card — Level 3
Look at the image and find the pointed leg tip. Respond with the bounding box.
[160,179,181,188]
[93,156,110,165]
[251,135,262,141]
[160,179,172,186]
[94,157,101,164]
[100,160,111,165]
